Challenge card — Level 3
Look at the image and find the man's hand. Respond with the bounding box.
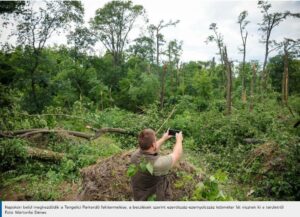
[155,130,172,150]
[175,131,183,143]
[162,130,173,141]
[171,131,183,166]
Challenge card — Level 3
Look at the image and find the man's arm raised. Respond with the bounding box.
[155,130,172,150]
[170,132,183,166]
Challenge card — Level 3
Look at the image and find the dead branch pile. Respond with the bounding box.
[78,151,203,201]
[245,141,286,174]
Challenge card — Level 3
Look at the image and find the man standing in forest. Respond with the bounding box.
[130,129,183,201]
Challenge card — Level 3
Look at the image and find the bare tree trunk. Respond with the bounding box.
[216,38,226,87]
[241,34,248,104]
[250,64,256,112]
[176,63,180,88]
[31,54,40,111]
[170,68,174,92]
[223,46,232,115]
[283,48,289,104]
[168,47,174,92]
[239,17,248,104]
[156,29,159,66]
[281,59,285,104]
[160,64,167,110]
[181,69,185,95]
[241,65,247,104]
[262,34,270,90]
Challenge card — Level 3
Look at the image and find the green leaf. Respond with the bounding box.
[139,161,147,173]
[209,176,216,182]
[127,164,138,177]
[147,194,157,201]
[214,169,228,183]
[146,162,154,175]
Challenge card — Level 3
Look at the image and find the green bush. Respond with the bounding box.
[192,170,233,201]
[0,139,28,171]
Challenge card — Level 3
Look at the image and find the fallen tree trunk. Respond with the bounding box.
[19,129,93,140]
[0,128,136,140]
[25,146,65,161]
[1,129,44,136]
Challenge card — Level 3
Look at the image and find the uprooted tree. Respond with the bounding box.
[0,127,135,161]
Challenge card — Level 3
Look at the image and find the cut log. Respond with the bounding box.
[25,146,65,161]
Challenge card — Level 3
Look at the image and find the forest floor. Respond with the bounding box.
[1,146,246,201]
[1,109,298,201]
[1,181,79,201]
[0,150,205,201]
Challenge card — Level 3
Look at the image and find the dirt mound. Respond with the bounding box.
[78,151,204,201]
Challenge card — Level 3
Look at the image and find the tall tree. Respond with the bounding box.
[258,0,299,88]
[149,20,179,66]
[90,0,145,66]
[237,11,249,103]
[222,46,232,115]
[159,63,167,110]
[128,36,155,63]
[166,39,182,91]
[278,39,300,105]
[67,26,96,61]
[268,55,300,97]
[206,23,224,66]
[206,23,226,88]
[149,19,179,110]
[15,1,84,112]
[250,63,257,112]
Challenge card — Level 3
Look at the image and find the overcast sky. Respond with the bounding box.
[1,0,300,64]
[82,0,300,63]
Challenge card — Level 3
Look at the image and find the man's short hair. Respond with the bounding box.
[138,129,156,150]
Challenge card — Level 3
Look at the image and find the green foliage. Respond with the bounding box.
[0,0,299,202]
[126,164,138,177]
[119,63,160,111]
[289,95,300,115]
[138,161,147,173]
[174,172,194,189]
[28,170,63,200]
[90,0,145,66]
[145,162,154,175]
[0,139,28,171]
[147,194,157,201]
[60,159,76,175]
[128,37,155,62]
[192,170,232,201]
[241,140,300,200]
[127,159,154,177]
[268,56,300,95]
[0,117,121,200]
